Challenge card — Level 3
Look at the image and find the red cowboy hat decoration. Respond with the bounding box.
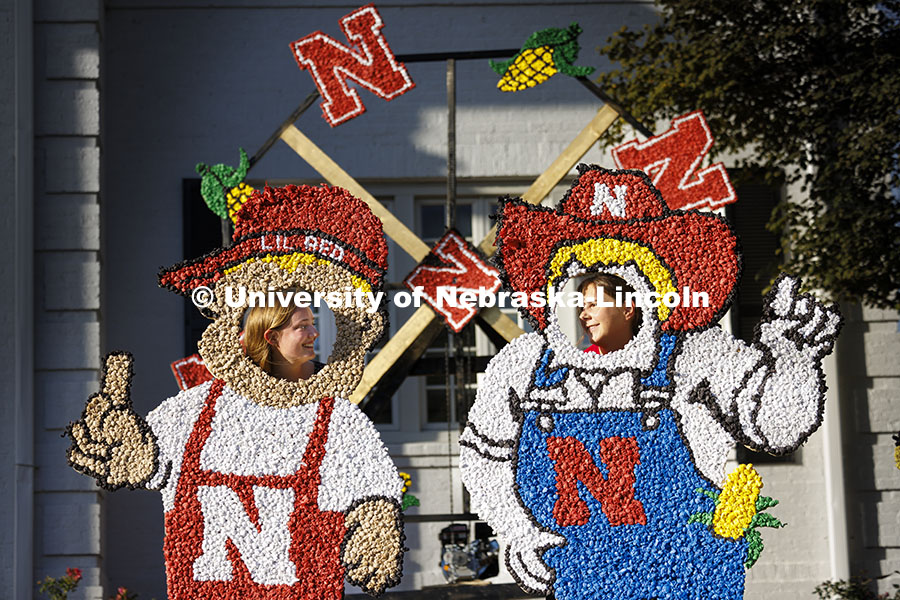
[495,165,741,333]
[158,184,389,296]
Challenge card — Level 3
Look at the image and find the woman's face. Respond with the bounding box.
[579,282,635,352]
[267,307,318,366]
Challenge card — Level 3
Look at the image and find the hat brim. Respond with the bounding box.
[158,229,386,297]
[495,198,741,332]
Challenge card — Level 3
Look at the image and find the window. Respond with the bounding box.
[726,174,797,465]
[726,176,783,344]
[182,178,224,356]
[414,196,534,427]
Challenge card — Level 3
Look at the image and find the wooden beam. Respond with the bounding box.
[477,104,620,256]
[285,106,622,403]
[362,316,446,419]
[279,124,526,398]
[349,304,437,404]
[280,124,431,262]
[478,306,523,343]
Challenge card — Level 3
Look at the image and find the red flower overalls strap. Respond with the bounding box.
[163,380,346,600]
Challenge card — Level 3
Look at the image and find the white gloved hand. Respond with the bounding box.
[505,528,566,595]
[757,274,842,359]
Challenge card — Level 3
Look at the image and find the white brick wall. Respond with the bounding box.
[33,1,105,598]
[40,140,100,192]
[35,194,101,251]
[841,304,900,595]
[39,252,101,310]
[36,81,100,135]
[38,24,100,79]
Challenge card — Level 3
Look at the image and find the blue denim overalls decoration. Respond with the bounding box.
[517,337,747,600]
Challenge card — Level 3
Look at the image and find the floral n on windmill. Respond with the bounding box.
[66,184,405,600]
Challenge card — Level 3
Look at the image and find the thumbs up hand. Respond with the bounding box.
[67,352,158,490]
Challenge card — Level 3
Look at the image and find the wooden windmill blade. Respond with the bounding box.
[276,104,623,404]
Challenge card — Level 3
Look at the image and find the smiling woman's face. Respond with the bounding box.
[579,282,636,354]
[201,259,385,406]
[266,306,318,368]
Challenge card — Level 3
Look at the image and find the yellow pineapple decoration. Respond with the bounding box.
[490,23,594,92]
[226,181,254,223]
[497,47,558,92]
[689,464,785,567]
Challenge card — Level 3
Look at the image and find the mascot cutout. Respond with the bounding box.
[459,166,842,600]
[67,185,404,599]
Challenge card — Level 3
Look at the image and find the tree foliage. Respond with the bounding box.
[814,573,900,600]
[595,0,900,309]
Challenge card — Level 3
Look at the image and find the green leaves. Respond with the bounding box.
[688,511,713,526]
[401,494,420,512]
[755,495,779,512]
[744,527,764,568]
[196,147,250,219]
[595,0,900,308]
[749,512,784,529]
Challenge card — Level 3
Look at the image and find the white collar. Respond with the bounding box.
[543,312,659,374]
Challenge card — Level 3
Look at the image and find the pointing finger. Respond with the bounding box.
[771,275,800,318]
[101,352,133,406]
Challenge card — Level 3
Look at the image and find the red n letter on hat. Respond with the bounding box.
[290,4,415,127]
[548,436,646,528]
[612,111,736,211]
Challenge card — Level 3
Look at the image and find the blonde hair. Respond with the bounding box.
[243,304,296,374]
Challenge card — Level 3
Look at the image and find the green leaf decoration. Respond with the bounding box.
[490,57,514,76]
[750,512,785,529]
[196,147,250,219]
[523,23,584,50]
[489,22,594,79]
[688,512,713,526]
[401,494,420,512]
[744,527,764,568]
[755,495,779,511]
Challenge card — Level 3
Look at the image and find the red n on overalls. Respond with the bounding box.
[163,380,346,600]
